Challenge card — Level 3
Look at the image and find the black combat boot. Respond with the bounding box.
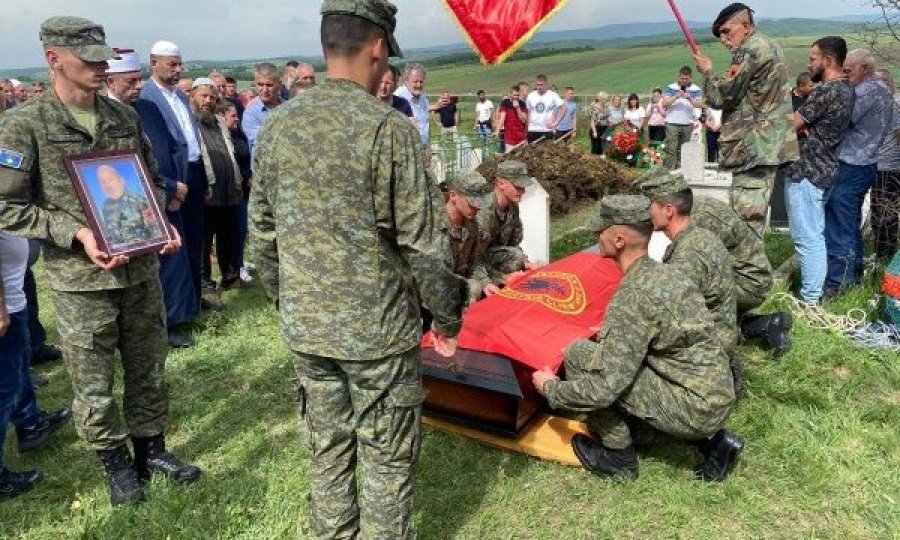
[695,429,744,482]
[132,434,202,484]
[16,408,72,453]
[740,312,792,358]
[97,446,145,506]
[571,434,638,480]
[0,468,42,501]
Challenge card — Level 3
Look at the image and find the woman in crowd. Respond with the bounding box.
[647,87,667,143]
[589,92,609,154]
[623,93,647,135]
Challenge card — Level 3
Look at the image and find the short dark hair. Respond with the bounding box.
[536,74,548,82]
[627,93,640,108]
[813,36,848,66]
[796,72,812,86]
[624,222,654,238]
[216,99,236,115]
[477,89,485,95]
[679,66,692,76]
[652,87,662,94]
[660,188,694,215]
[565,86,574,91]
[224,76,236,84]
[321,14,386,58]
[285,60,300,68]
[388,64,401,81]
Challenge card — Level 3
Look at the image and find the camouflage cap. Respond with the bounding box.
[39,16,118,63]
[587,195,651,232]
[712,3,754,38]
[496,160,535,188]
[637,169,690,202]
[321,0,403,58]
[449,170,494,210]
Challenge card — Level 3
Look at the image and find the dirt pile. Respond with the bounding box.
[477,139,638,216]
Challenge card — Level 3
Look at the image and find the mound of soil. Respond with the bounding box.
[477,139,638,216]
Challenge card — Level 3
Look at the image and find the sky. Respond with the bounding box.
[0,0,883,70]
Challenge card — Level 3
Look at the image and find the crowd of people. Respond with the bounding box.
[0,1,898,539]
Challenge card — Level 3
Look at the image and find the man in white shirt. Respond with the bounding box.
[394,62,445,147]
[662,66,704,168]
[474,89,494,142]
[526,74,563,142]
[140,40,207,310]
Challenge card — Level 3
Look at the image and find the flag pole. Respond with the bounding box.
[666,0,700,55]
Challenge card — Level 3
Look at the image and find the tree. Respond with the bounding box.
[859,1,900,63]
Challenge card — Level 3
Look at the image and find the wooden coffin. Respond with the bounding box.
[421,347,543,438]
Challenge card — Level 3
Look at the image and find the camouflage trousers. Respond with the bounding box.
[53,278,169,451]
[729,166,779,237]
[582,366,733,449]
[292,347,424,540]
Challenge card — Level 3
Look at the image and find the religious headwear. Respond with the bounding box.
[192,77,214,90]
[150,40,181,57]
[320,0,403,58]
[637,170,690,202]
[496,160,535,189]
[587,195,652,232]
[712,3,754,38]
[106,48,141,74]
[449,170,494,210]
[39,16,118,62]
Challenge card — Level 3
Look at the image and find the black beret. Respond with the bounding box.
[712,3,754,38]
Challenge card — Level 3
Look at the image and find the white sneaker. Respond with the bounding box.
[244,262,257,271]
[240,267,253,282]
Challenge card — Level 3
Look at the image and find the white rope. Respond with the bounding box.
[771,292,869,333]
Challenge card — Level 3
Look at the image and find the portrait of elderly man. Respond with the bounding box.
[95,165,161,247]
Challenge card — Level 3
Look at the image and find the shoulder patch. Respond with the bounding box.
[731,49,747,66]
[0,149,25,169]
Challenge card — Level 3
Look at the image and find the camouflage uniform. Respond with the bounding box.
[0,60,169,449]
[477,160,535,277]
[702,30,799,234]
[545,196,735,449]
[102,191,160,246]
[446,170,495,304]
[250,2,463,537]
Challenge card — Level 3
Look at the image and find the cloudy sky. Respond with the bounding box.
[0,0,881,69]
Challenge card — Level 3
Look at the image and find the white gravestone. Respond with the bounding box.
[679,140,705,184]
[518,182,550,266]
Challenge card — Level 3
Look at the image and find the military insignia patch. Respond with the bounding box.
[0,149,25,169]
[497,271,587,315]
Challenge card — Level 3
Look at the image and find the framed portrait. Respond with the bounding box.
[64,149,172,258]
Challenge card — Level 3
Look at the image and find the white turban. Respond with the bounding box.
[150,40,181,57]
[106,49,141,74]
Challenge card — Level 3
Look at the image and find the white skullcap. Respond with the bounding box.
[150,40,181,57]
[192,77,214,90]
[9,79,22,87]
[106,49,141,74]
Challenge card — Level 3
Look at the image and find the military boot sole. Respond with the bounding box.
[571,434,638,480]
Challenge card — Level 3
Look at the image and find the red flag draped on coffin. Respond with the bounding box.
[442,0,572,65]
[425,252,622,371]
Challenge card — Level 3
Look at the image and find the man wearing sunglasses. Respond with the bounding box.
[692,3,799,237]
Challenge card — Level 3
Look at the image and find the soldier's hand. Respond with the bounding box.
[175,181,189,201]
[0,305,9,337]
[432,332,458,358]
[75,228,129,271]
[159,224,182,255]
[693,51,713,73]
[483,283,501,296]
[532,367,558,396]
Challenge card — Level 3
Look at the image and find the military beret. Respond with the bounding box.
[637,169,690,202]
[449,170,494,210]
[587,195,651,232]
[496,160,535,189]
[712,3,754,38]
[321,0,403,58]
[39,16,118,63]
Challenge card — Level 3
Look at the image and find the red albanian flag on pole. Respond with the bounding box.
[424,252,622,372]
[442,0,572,65]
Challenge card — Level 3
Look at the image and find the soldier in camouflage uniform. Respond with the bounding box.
[532,195,743,482]
[478,160,537,280]
[0,17,201,507]
[96,165,162,246]
[694,3,799,235]
[640,170,792,356]
[250,2,464,538]
[445,170,498,304]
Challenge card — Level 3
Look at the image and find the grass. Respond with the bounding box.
[2,224,898,539]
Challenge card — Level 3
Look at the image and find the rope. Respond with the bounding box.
[771,292,869,333]
[846,322,900,351]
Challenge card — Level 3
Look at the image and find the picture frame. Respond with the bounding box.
[64,149,172,258]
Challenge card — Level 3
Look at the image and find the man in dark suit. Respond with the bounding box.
[106,49,198,347]
[140,41,214,311]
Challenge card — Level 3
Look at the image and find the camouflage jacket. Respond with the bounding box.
[447,217,493,304]
[663,224,738,353]
[545,256,735,415]
[477,193,529,278]
[250,78,465,361]
[702,32,799,172]
[692,196,773,307]
[0,91,164,292]
[102,191,160,247]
